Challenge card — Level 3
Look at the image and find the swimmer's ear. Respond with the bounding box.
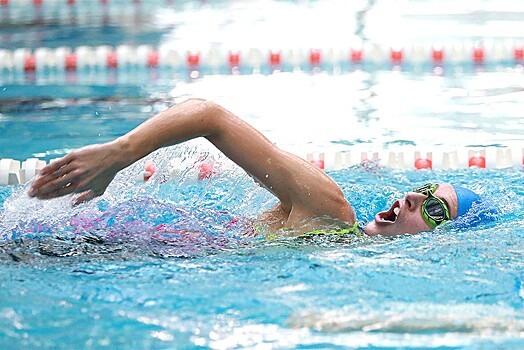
[74,190,96,206]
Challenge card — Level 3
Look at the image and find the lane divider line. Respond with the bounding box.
[2,147,523,186]
[2,42,524,73]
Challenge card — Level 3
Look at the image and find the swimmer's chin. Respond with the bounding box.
[363,221,402,237]
[363,222,377,236]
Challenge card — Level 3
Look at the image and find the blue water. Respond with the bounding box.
[1,163,523,348]
[1,0,524,349]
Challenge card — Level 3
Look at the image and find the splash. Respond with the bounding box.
[1,151,523,260]
[0,144,274,258]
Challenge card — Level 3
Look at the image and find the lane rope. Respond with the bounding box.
[1,42,524,73]
[2,146,523,186]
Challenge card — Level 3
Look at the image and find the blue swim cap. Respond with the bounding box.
[451,185,498,228]
[452,185,481,217]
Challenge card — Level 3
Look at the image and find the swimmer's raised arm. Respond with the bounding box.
[29,98,354,223]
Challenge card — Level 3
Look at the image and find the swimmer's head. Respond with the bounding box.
[364,183,496,236]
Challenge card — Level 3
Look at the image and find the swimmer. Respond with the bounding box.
[28,99,491,236]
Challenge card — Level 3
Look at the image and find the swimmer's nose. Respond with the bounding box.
[404,192,426,212]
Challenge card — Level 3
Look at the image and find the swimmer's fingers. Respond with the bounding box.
[29,168,81,199]
[29,158,75,197]
[74,190,98,206]
[28,175,51,197]
[29,144,116,200]
[37,182,79,200]
[38,154,73,176]
[29,171,59,196]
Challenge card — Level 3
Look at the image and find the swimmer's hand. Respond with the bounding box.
[28,142,123,205]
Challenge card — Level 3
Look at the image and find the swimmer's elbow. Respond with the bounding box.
[186,98,225,126]
[183,98,219,116]
[186,99,237,138]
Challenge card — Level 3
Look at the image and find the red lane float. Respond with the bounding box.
[147,51,159,67]
[350,48,363,63]
[143,160,157,181]
[432,47,444,64]
[198,160,216,180]
[228,51,240,67]
[309,49,321,66]
[24,55,36,72]
[106,52,118,69]
[390,48,403,65]
[65,53,77,70]
[468,150,486,168]
[187,52,200,67]
[473,47,484,64]
[515,47,524,62]
[415,158,432,169]
[269,51,281,66]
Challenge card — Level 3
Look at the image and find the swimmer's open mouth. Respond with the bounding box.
[375,200,401,224]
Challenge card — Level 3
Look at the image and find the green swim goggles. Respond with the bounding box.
[413,183,451,229]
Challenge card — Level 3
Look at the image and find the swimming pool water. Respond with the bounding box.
[1,163,524,349]
[2,70,524,162]
[1,0,524,349]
